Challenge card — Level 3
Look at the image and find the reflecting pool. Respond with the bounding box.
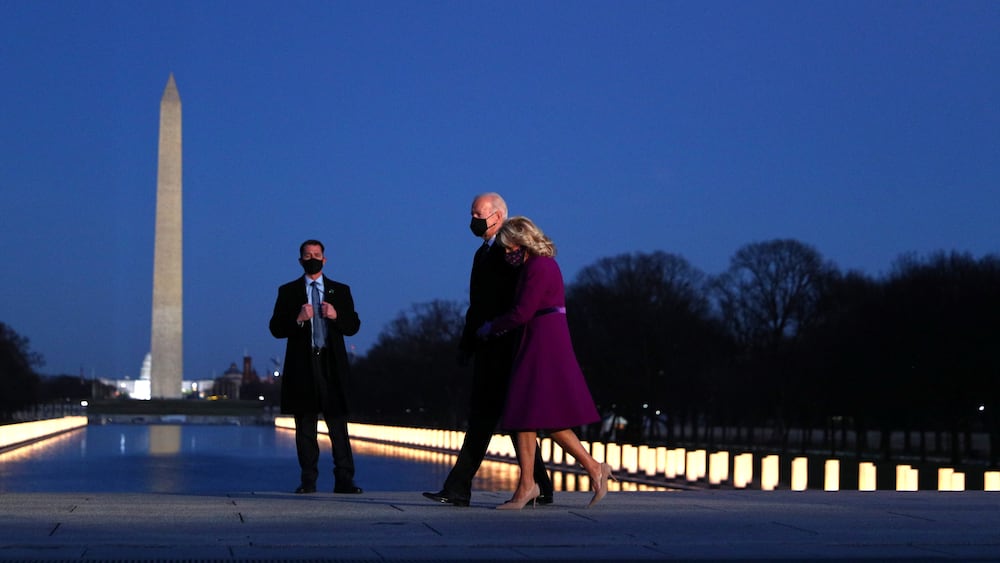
[0,424,484,494]
[0,424,618,494]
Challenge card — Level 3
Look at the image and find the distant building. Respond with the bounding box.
[100,352,221,400]
[212,363,243,399]
[102,353,153,400]
[184,379,216,399]
[241,355,260,385]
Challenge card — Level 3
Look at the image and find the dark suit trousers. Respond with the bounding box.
[442,344,551,499]
[294,350,355,488]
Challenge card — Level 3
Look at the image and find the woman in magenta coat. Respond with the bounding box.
[478,216,613,509]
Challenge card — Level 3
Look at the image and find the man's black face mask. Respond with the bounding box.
[470,211,498,237]
[300,258,323,276]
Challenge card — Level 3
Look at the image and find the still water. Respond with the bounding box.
[0,424,526,494]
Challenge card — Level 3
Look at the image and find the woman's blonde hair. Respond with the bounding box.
[497,216,556,258]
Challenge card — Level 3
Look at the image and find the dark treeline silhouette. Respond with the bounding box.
[2,241,997,466]
[0,321,41,421]
[350,241,1000,467]
[351,300,470,429]
[0,320,118,421]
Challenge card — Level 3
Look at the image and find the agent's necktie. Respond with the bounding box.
[311,281,325,348]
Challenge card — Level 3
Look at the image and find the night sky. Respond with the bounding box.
[2,1,997,379]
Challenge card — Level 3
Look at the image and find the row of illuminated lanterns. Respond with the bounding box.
[5,417,998,492]
[320,420,1000,492]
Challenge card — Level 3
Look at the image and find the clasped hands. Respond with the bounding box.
[476,321,508,340]
[297,302,338,323]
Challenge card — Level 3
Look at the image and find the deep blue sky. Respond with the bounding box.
[2,1,998,380]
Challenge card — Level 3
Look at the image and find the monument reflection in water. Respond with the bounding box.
[0,424,631,494]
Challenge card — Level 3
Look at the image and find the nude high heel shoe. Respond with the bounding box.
[587,463,616,508]
[496,483,540,510]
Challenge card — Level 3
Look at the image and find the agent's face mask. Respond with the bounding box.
[300,258,323,276]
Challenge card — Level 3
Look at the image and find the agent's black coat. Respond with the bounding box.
[269,275,360,415]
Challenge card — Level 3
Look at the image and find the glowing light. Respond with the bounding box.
[0,416,87,451]
[708,451,729,486]
[655,447,668,476]
[761,455,779,491]
[551,441,564,465]
[272,418,669,493]
[640,445,657,477]
[622,444,638,474]
[824,459,840,491]
[859,461,877,491]
[540,438,552,463]
[0,428,80,462]
[938,467,955,491]
[673,447,686,478]
[951,472,965,491]
[984,471,1000,491]
[791,457,808,491]
[733,453,753,488]
[895,464,918,491]
[590,442,605,465]
[605,443,622,471]
[664,449,676,479]
[686,450,706,483]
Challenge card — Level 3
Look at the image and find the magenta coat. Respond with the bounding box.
[487,255,599,431]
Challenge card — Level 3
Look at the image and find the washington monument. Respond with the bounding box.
[150,74,183,398]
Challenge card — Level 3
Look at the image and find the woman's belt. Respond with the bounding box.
[533,306,566,318]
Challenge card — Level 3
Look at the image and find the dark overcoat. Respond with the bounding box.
[459,242,520,355]
[458,242,522,414]
[269,275,361,415]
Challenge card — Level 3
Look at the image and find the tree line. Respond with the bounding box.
[350,240,1000,466]
[0,322,117,421]
[2,239,997,464]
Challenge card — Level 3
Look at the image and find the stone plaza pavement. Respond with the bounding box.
[1,490,999,561]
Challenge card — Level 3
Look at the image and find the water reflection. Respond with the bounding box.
[1,429,80,462]
[1,425,296,493]
[0,424,665,494]
[149,425,181,455]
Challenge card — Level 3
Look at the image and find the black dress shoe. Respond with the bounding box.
[294,485,316,494]
[334,484,363,494]
[422,490,470,507]
[537,492,554,505]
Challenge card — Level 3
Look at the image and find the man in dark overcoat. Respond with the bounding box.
[269,239,362,494]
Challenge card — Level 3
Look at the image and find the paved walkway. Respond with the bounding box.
[1,489,998,561]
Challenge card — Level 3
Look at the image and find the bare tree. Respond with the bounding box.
[567,251,724,442]
[351,300,467,427]
[713,239,837,351]
[711,239,838,445]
